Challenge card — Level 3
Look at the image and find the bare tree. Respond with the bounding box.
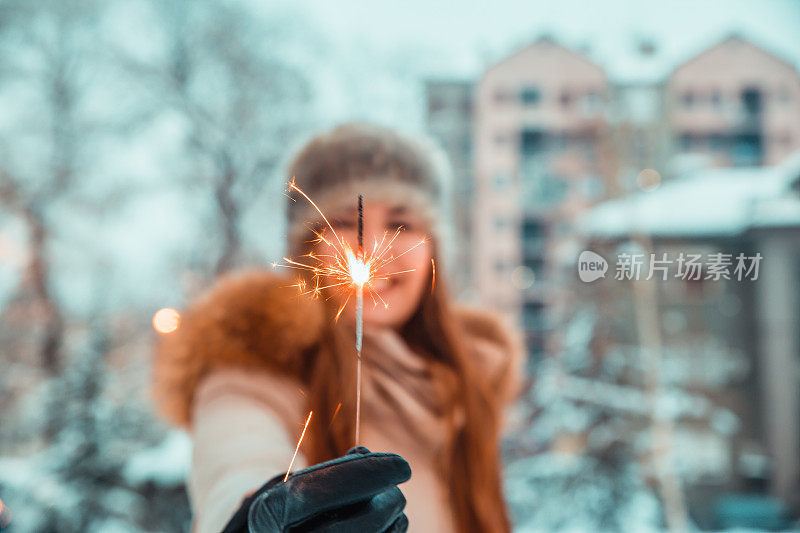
[0,0,103,378]
[113,0,314,276]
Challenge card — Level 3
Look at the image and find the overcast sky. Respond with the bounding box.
[288,0,800,77]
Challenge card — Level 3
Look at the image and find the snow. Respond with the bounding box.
[752,194,800,227]
[0,454,78,508]
[580,151,800,239]
[615,84,662,125]
[0,2,798,531]
[595,39,675,87]
[0,453,82,530]
[505,452,663,532]
[123,430,192,487]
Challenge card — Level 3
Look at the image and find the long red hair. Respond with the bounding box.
[298,254,511,533]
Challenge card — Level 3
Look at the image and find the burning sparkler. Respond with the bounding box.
[278,179,427,446]
[355,194,364,446]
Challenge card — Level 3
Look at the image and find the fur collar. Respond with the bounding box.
[152,269,523,427]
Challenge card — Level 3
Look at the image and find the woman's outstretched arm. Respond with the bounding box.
[188,368,307,533]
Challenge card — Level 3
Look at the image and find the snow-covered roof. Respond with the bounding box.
[579,152,800,239]
[600,32,800,86]
[593,42,674,86]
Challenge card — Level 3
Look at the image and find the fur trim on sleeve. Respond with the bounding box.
[152,269,325,428]
[455,306,527,404]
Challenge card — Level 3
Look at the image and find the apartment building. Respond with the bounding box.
[472,37,612,359]
[424,34,800,364]
[667,35,800,167]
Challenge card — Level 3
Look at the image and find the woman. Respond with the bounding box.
[153,123,524,532]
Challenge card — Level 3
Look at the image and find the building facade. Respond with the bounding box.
[667,35,800,167]
[472,37,612,360]
[425,34,800,361]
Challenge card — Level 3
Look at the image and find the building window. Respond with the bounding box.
[427,96,445,115]
[682,90,695,108]
[522,218,545,240]
[519,86,542,106]
[733,133,763,166]
[521,218,546,257]
[521,130,546,157]
[523,301,546,332]
[741,87,762,115]
[523,257,545,280]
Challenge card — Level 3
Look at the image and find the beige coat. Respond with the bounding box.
[153,270,524,533]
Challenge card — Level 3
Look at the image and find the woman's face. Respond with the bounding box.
[315,201,433,329]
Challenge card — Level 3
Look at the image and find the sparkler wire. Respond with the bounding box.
[355,194,364,447]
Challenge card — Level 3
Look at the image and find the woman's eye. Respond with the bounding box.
[330,218,356,229]
[387,220,411,231]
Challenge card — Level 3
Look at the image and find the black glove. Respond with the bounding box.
[221,446,411,533]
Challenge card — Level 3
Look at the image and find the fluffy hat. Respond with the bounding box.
[285,122,453,261]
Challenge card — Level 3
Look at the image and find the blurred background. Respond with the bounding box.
[1,0,799,531]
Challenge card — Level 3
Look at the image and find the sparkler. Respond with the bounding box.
[355,194,364,446]
[278,179,427,446]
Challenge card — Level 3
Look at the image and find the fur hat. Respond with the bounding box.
[285,122,453,261]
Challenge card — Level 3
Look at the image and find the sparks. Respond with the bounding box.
[328,401,343,429]
[278,179,426,318]
[346,247,370,286]
[284,410,313,482]
[430,257,436,294]
[278,180,428,447]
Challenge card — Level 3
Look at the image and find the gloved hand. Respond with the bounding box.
[222,446,411,533]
